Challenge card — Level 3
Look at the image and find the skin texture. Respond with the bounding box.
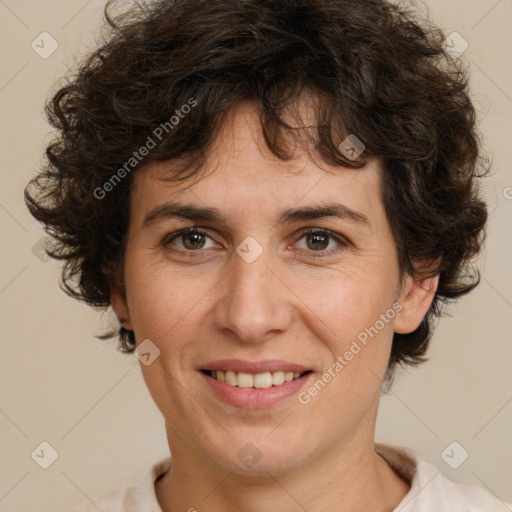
[111,101,438,512]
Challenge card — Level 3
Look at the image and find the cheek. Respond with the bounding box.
[294,265,398,343]
[294,268,398,397]
[125,236,399,354]
[125,257,210,341]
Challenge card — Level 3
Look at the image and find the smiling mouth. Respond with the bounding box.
[201,369,312,389]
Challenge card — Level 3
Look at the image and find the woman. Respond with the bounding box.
[24,0,510,510]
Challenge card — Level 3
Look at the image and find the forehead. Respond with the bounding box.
[130,101,385,231]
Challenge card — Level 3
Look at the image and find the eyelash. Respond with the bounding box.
[161,227,349,258]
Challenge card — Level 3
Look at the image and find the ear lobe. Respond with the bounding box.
[110,285,133,330]
[393,272,439,335]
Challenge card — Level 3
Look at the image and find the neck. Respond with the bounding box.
[155,424,410,512]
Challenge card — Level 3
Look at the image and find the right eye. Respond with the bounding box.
[161,227,217,254]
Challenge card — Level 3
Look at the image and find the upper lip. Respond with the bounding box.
[200,359,313,374]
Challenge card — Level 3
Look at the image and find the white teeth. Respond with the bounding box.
[254,372,273,388]
[272,371,285,385]
[208,369,306,388]
[225,370,237,386]
[237,372,254,388]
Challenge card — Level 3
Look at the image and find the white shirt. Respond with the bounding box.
[64,443,511,511]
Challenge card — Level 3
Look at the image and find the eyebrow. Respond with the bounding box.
[142,201,371,229]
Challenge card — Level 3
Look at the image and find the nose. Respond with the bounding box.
[214,241,293,345]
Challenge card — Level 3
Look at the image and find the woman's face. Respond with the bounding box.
[112,101,436,475]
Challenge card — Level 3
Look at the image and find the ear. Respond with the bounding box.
[393,271,439,334]
[110,284,133,330]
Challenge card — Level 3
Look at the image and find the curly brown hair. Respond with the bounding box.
[24,0,488,379]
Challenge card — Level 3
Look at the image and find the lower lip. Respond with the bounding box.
[200,371,314,409]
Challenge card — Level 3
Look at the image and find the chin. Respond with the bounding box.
[204,435,311,476]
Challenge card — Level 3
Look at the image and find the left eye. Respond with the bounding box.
[162,227,348,256]
[296,228,348,255]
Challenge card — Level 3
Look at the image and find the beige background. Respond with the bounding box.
[0,0,511,510]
